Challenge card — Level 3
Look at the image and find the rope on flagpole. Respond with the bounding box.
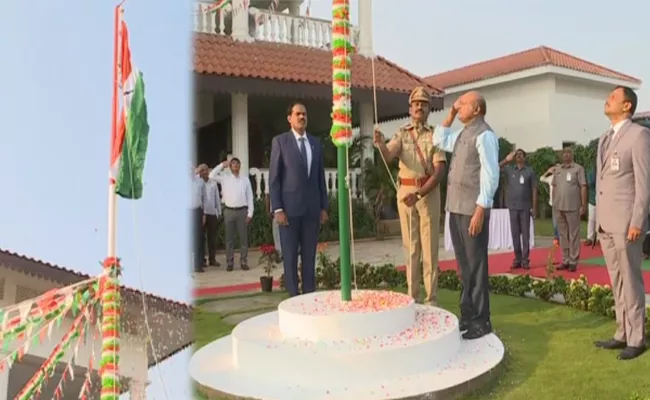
[114,6,171,399]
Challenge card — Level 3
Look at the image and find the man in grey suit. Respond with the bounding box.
[269,102,329,297]
[594,86,650,360]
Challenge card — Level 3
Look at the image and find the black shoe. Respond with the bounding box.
[618,346,646,360]
[241,264,250,271]
[594,338,626,349]
[462,321,492,340]
[568,264,577,272]
[585,240,593,246]
[557,263,568,270]
[226,265,234,272]
[522,262,530,270]
[459,321,469,332]
[511,262,522,270]
[208,260,220,267]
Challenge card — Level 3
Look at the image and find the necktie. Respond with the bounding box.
[299,137,308,174]
[601,129,614,162]
[201,181,206,210]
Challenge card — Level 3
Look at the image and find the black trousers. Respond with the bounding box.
[192,207,204,272]
[204,214,219,263]
[448,212,491,325]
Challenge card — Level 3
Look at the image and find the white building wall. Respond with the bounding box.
[550,76,613,147]
[372,75,555,152]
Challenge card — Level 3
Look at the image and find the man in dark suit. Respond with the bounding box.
[269,102,329,297]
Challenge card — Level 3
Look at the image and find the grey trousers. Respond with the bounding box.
[224,207,249,266]
[509,208,531,265]
[599,231,646,347]
[448,212,491,325]
[554,209,581,264]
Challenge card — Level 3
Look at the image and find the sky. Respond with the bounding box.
[1,0,649,399]
[305,0,650,114]
[0,0,192,399]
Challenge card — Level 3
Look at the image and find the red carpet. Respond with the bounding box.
[193,244,650,298]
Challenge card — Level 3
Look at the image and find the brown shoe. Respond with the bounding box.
[241,264,250,271]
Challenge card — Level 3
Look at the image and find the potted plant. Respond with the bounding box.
[259,244,281,292]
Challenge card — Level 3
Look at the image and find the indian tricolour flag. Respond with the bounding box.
[110,18,149,200]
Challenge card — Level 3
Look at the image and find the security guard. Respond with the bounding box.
[373,87,447,305]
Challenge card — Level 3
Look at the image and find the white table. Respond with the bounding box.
[443,209,535,252]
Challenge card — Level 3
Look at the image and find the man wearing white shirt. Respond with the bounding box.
[210,157,254,271]
[198,164,221,267]
[192,166,206,273]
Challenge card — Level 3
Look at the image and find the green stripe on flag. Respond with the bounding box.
[116,71,149,200]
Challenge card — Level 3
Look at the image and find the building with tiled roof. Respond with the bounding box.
[0,249,192,399]
[378,46,642,151]
[193,0,441,200]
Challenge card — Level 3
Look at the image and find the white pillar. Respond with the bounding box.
[231,92,250,175]
[129,379,147,400]
[288,3,301,44]
[359,101,375,202]
[288,3,300,15]
[0,353,8,400]
[357,0,373,57]
[231,0,251,41]
[359,102,375,164]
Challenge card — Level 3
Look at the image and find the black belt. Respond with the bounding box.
[224,206,247,211]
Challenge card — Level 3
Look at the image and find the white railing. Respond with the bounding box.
[249,168,363,200]
[193,2,359,50]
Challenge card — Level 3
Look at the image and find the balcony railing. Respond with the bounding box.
[213,168,364,201]
[193,2,359,50]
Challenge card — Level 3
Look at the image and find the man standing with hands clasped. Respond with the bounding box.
[433,91,500,340]
[269,102,328,297]
[593,86,650,360]
[551,147,587,272]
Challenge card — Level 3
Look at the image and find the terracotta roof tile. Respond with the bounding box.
[424,46,641,89]
[194,33,443,96]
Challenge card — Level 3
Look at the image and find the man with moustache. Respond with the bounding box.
[499,149,538,269]
[551,147,587,272]
[593,86,650,360]
[269,102,328,297]
[433,91,500,340]
[373,87,447,306]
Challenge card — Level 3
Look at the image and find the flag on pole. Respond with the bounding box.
[110,17,150,200]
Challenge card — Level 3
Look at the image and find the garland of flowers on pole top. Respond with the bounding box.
[330,0,353,147]
[100,256,122,400]
[13,291,100,400]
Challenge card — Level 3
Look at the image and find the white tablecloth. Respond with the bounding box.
[443,209,535,251]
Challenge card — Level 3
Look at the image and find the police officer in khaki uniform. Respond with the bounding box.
[374,87,447,305]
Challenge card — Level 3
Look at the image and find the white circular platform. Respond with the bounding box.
[191,290,505,400]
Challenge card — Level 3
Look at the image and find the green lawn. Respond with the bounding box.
[194,290,650,400]
[533,217,587,238]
